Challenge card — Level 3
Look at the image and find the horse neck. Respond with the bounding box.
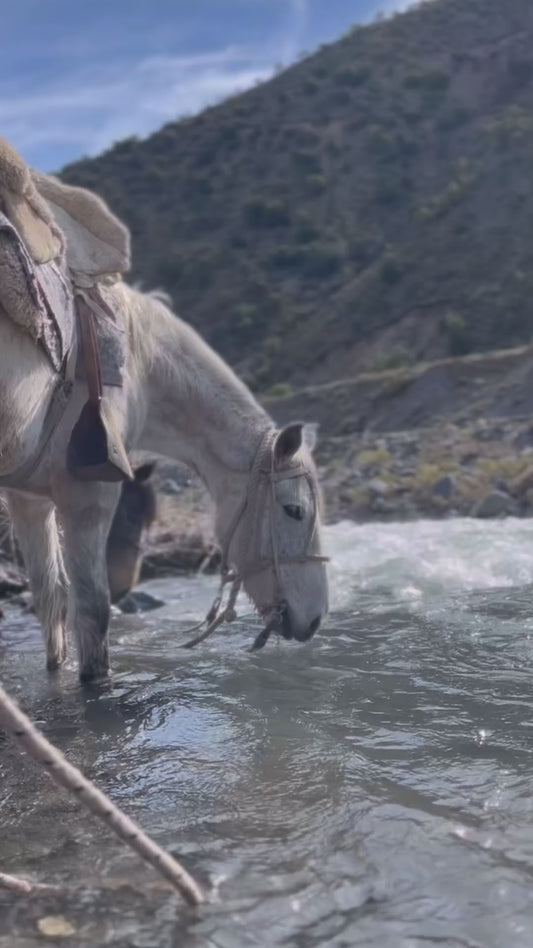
[135,293,272,513]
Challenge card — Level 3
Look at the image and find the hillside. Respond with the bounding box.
[60,0,533,391]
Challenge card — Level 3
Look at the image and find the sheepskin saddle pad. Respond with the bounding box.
[0,135,130,385]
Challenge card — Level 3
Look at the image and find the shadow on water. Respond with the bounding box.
[2,519,533,946]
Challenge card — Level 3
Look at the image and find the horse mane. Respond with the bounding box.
[115,281,270,431]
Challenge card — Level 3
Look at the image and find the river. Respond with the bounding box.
[2,517,533,946]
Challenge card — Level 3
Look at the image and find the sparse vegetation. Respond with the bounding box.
[358,446,391,468]
[369,348,414,372]
[267,382,294,398]
[60,0,533,388]
[380,252,404,285]
[415,463,445,491]
[444,311,471,356]
[243,196,290,227]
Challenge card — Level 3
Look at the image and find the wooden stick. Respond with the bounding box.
[0,872,33,895]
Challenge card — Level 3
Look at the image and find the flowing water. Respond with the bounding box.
[2,517,533,947]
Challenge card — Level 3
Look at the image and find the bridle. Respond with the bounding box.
[181,427,329,649]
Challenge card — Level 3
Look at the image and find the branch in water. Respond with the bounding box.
[0,683,204,906]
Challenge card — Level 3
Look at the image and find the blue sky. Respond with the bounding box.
[2,0,414,172]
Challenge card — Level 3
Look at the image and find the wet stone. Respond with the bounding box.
[432,475,455,499]
[0,558,27,598]
[471,489,517,519]
[116,591,165,614]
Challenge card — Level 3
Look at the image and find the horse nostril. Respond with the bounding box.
[309,616,321,635]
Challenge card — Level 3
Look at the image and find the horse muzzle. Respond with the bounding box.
[279,605,322,642]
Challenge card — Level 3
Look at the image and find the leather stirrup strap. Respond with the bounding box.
[76,295,102,407]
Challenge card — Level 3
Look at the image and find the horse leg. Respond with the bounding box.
[6,491,68,670]
[55,481,120,681]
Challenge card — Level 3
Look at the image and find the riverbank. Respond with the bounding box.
[138,409,533,582]
[266,345,533,522]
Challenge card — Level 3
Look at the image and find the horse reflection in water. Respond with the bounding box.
[106,462,157,605]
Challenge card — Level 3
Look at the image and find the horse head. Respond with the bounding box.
[222,423,329,643]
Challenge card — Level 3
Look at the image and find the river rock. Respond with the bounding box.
[0,557,27,597]
[368,478,388,496]
[471,490,517,519]
[371,497,395,515]
[116,591,165,614]
[141,531,220,579]
[432,475,454,499]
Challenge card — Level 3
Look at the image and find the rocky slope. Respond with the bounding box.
[59,0,533,391]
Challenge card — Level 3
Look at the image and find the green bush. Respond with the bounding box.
[350,236,380,266]
[234,303,258,328]
[444,311,471,356]
[292,150,322,174]
[437,106,471,131]
[267,242,342,278]
[380,252,403,284]
[368,347,414,371]
[263,335,282,355]
[243,196,290,227]
[374,181,403,205]
[305,173,328,194]
[267,382,294,398]
[416,165,477,221]
[303,244,343,278]
[267,245,306,269]
[303,78,320,95]
[403,69,450,93]
[508,58,533,90]
[333,66,370,87]
[484,106,533,144]
[368,128,417,162]
[294,217,320,244]
[229,234,248,249]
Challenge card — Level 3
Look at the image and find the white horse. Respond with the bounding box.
[0,284,328,680]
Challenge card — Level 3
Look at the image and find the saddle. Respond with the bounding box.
[0,136,132,483]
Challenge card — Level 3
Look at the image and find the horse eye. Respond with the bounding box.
[283,504,304,521]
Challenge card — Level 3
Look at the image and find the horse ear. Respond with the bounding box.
[274,423,303,463]
[302,422,318,454]
[135,462,156,482]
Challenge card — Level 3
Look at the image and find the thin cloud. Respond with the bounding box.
[0,45,275,167]
[88,52,274,154]
[0,0,418,169]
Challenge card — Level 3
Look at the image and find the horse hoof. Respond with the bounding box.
[79,665,111,684]
[46,648,68,672]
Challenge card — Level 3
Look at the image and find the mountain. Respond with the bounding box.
[60,0,533,393]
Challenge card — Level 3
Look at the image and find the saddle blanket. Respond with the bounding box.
[0,210,125,387]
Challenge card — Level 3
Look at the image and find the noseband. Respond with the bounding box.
[181,428,328,649]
